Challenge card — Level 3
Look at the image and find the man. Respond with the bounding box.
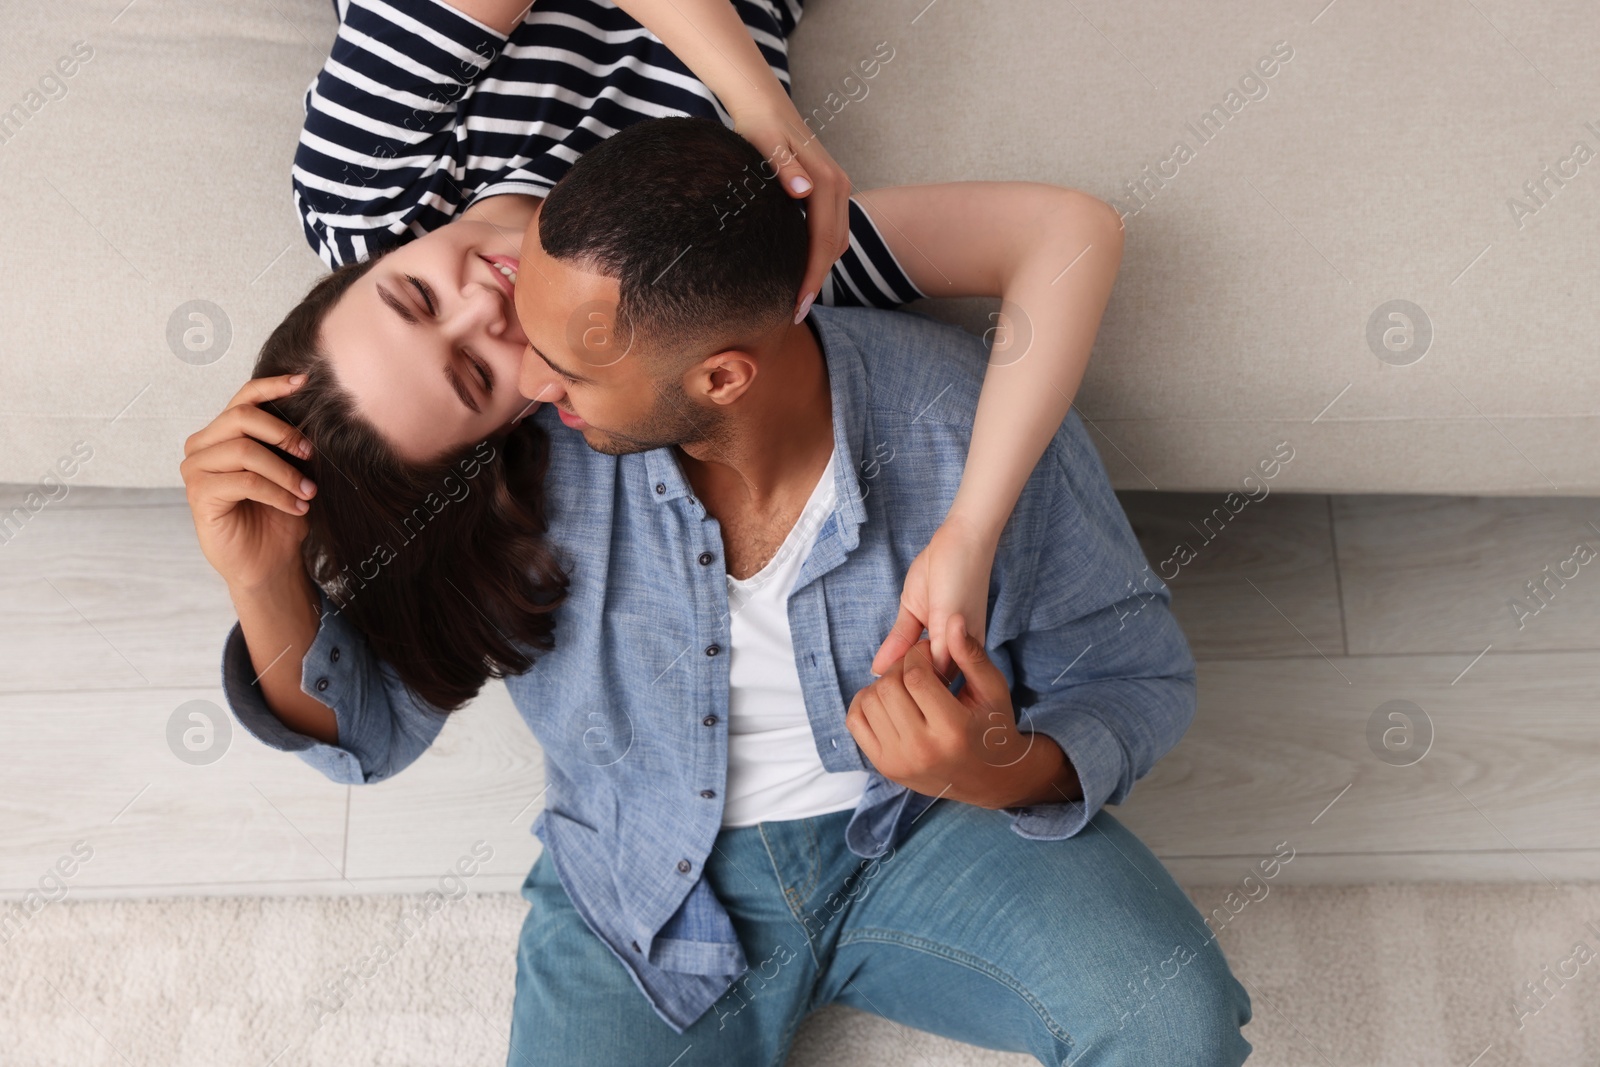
[220,118,1252,1064]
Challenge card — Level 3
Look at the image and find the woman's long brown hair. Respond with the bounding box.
[253,253,568,710]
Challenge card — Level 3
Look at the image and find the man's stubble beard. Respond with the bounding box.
[576,373,729,457]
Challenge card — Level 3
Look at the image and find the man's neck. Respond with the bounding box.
[677,318,834,513]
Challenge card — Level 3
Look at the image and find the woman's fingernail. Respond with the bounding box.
[289,374,307,385]
[300,478,316,498]
[789,175,812,195]
[793,291,816,324]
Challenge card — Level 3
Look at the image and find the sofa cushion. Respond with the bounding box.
[2,0,1595,493]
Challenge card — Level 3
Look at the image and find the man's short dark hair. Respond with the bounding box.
[538,116,808,361]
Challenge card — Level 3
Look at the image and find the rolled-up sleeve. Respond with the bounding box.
[993,446,1198,840]
[219,589,451,785]
[1003,656,1195,840]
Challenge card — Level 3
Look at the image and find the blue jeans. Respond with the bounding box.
[508,801,1252,1065]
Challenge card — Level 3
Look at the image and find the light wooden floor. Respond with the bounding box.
[3,487,1597,899]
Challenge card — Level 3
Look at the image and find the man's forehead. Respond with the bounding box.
[523,254,617,303]
[516,242,628,361]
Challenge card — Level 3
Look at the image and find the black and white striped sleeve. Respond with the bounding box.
[292,0,510,267]
[821,197,928,310]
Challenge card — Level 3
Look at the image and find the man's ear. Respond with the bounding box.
[689,350,759,406]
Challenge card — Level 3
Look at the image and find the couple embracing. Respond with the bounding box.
[182,0,1253,1062]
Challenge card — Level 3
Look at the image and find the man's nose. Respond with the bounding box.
[518,344,565,403]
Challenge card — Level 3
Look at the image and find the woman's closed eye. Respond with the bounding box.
[463,348,493,393]
[406,274,436,315]
[405,273,494,398]
[401,273,493,408]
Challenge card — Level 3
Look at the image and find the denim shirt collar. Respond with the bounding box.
[639,313,871,572]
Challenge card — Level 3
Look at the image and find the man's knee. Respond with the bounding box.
[1097,944,1253,1065]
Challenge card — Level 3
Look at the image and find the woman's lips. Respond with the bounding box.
[482,254,519,302]
[480,253,527,347]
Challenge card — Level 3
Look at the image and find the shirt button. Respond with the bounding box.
[655,482,666,495]
[698,552,714,566]
[700,789,716,799]
[315,678,329,692]
[330,647,341,663]
[702,715,718,727]
[704,644,721,657]
[677,859,692,874]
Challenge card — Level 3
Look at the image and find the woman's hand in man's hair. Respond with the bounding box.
[730,103,851,323]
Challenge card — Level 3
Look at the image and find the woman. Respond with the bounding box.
[181,0,1125,718]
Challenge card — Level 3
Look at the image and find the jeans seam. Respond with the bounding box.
[835,926,1076,1046]
[797,818,820,902]
[758,822,825,970]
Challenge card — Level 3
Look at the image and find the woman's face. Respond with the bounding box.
[320,218,563,463]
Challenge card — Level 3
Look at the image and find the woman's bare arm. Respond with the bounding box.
[856,182,1126,672]
[858,182,1124,544]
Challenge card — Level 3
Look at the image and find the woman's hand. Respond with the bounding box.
[871,514,999,679]
[181,374,317,594]
[730,103,850,321]
[606,0,851,319]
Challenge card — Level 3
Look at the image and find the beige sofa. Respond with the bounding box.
[4,0,1596,498]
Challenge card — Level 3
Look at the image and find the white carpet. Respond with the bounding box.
[4,883,1599,1066]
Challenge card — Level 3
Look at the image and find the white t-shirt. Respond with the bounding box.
[721,447,870,827]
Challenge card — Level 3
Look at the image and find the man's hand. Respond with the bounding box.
[847,615,1082,810]
[181,374,316,594]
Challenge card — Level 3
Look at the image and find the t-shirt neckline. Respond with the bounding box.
[726,447,839,591]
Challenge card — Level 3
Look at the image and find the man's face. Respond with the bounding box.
[514,211,715,455]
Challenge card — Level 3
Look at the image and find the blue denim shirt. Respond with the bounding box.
[220,304,1196,1032]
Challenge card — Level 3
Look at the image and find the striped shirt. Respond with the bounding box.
[296,0,925,308]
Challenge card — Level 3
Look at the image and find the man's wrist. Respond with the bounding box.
[993,734,1082,809]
